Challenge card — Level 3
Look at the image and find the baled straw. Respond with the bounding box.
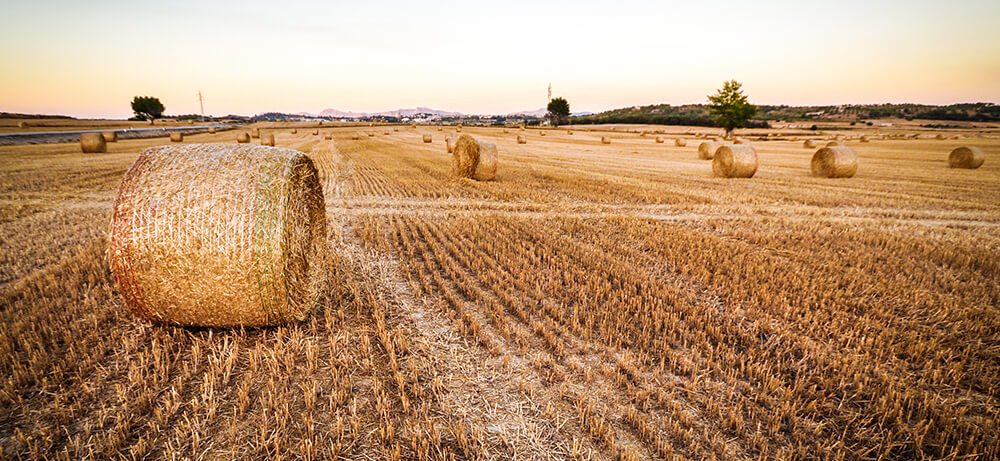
[351,133,361,140]
[540,131,547,136]
[586,127,592,132]
[251,128,260,139]
[948,146,985,169]
[859,135,869,143]
[393,128,398,132]
[811,146,858,178]
[290,128,297,134]
[18,121,28,129]
[103,131,118,143]
[517,135,526,144]
[312,130,319,136]
[451,134,498,181]
[237,133,250,143]
[698,141,723,160]
[803,139,817,148]
[437,127,443,131]
[656,136,664,143]
[367,132,375,137]
[383,130,390,135]
[411,123,417,129]
[456,125,462,132]
[170,132,184,142]
[601,136,611,144]
[674,138,687,147]
[209,127,217,134]
[503,128,509,133]
[446,136,455,153]
[936,134,945,140]
[826,140,845,147]
[713,145,758,178]
[567,130,573,135]
[733,138,749,145]
[323,134,332,141]
[80,133,107,153]
[423,134,432,143]
[262,133,276,146]
[107,143,326,327]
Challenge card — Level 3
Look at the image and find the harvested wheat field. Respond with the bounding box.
[1,124,999,460]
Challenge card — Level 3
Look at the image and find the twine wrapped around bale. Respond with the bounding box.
[517,135,526,144]
[262,133,275,146]
[948,146,985,169]
[80,133,106,153]
[451,134,498,181]
[811,146,858,178]
[107,143,326,327]
[209,127,217,134]
[713,145,758,178]
[170,132,184,142]
[237,133,250,143]
[423,134,432,143]
[601,136,611,144]
[698,141,723,160]
[446,137,455,153]
[804,139,817,149]
[103,131,118,143]
[251,128,260,139]
[675,138,686,147]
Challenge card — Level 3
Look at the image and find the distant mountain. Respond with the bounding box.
[317,107,464,118]
[507,108,547,117]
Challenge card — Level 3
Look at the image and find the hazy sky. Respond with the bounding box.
[1,0,998,118]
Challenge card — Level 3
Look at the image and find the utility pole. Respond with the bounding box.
[547,83,552,102]
[198,91,205,122]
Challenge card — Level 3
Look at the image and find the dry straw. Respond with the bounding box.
[18,121,28,129]
[209,127,217,134]
[713,145,758,178]
[237,133,250,143]
[437,127,443,132]
[351,133,361,140]
[733,138,749,145]
[674,138,687,147]
[102,131,118,143]
[803,139,817,149]
[451,134,498,181]
[826,140,846,148]
[811,146,858,178]
[936,134,945,140]
[323,134,332,141]
[251,128,260,139]
[517,135,526,144]
[367,132,375,137]
[601,136,611,144]
[502,128,509,133]
[423,134,432,143]
[540,131,547,136]
[170,132,184,142]
[859,135,869,143]
[586,127,592,132]
[948,146,985,169]
[698,141,723,160]
[383,130,390,135]
[567,130,573,135]
[80,133,106,153]
[262,133,276,146]
[446,136,455,153]
[655,136,664,143]
[312,130,319,136]
[107,143,326,327]
[290,128,297,134]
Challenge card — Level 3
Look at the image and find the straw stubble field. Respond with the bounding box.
[1,125,998,459]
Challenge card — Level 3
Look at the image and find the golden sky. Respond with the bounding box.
[1,0,998,118]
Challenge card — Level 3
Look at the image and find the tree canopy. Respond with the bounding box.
[131,96,165,121]
[707,80,757,137]
[546,97,570,126]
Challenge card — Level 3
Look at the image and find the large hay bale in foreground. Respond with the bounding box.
[237,133,250,143]
[102,131,118,143]
[948,146,985,169]
[803,139,817,149]
[423,134,432,143]
[517,135,526,144]
[80,133,106,153]
[170,132,184,142]
[698,141,723,160]
[601,136,611,144]
[108,144,326,327]
[262,133,275,146]
[451,135,498,181]
[713,145,758,178]
[811,146,858,178]
[674,138,686,147]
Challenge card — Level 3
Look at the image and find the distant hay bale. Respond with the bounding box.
[290,128,297,134]
[107,143,326,327]
[803,139,817,148]
[237,133,250,143]
[456,125,462,132]
[502,128,509,133]
[318,121,324,126]
[446,137,455,153]
[367,132,375,137]
[80,133,106,153]
[517,135,526,144]
[262,133,275,146]
[655,136,664,143]
[695,133,704,138]
[586,128,592,132]
[170,132,184,142]
[368,122,374,127]
[713,145,758,178]
[411,123,417,128]
[674,138,686,147]
[826,140,846,148]
[698,141,723,160]
[640,131,648,137]
[102,131,118,143]
[859,135,869,143]
[601,136,611,144]
[187,120,194,125]
[437,127,443,132]
[383,131,390,135]
[251,128,260,139]
[812,146,858,178]
[393,127,399,132]
[936,134,945,140]
[351,133,361,140]
[951,135,960,140]
[18,121,28,129]
[209,127,217,134]
[733,138,749,145]
[423,134,432,143]
[312,130,319,136]
[323,134,332,141]
[520,126,525,131]
[539,131,547,136]
[451,134,498,181]
[567,130,573,135]
[948,146,985,169]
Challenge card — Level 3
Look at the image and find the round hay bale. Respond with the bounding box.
[80,133,106,153]
[290,128,297,134]
[312,130,319,136]
[859,135,869,143]
[601,136,611,144]
[351,133,361,140]
[811,146,858,178]
[437,127,443,132]
[423,134,432,143]
[698,141,722,160]
[383,131,390,135]
[446,137,455,153]
[102,131,118,143]
[674,138,687,147]
[411,123,417,129]
[733,138,749,145]
[323,134,332,141]
[262,133,275,146]
[713,145,758,178]
[451,134,498,181]
[187,120,194,125]
[456,125,462,132]
[803,139,817,149]
[539,131,547,136]
[948,146,985,169]
[18,121,28,129]
[826,140,846,148]
[567,130,573,135]
[209,127,217,134]
[519,126,525,131]
[517,135,527,144]
[368,122,374,127]
[251,128,260,139]
[170,132,184,142]
[237,133,250,143]
[586,128,592,132]
[936,134,945,140]
[367,132,375,137]
[393,127,398,132]
[655,136,664,143]
[502,128,509,133]
[107,143,326,327]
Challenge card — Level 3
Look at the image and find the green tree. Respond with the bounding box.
[707,80,757,138]
[546,97,570,126]
[131,96,165,121]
